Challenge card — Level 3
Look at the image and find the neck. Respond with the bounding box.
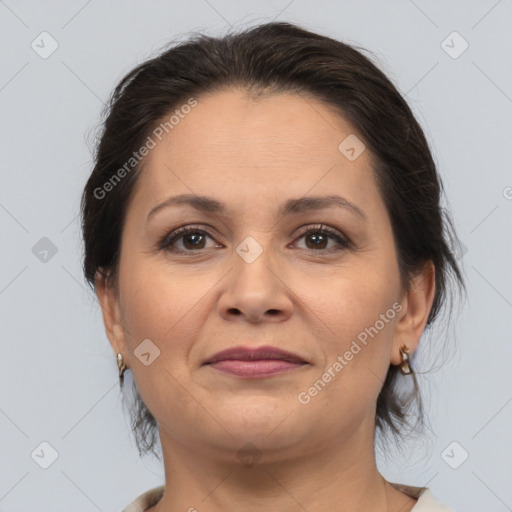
[149,425,417,512]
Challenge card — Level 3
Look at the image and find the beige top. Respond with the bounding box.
[122,483,454,511]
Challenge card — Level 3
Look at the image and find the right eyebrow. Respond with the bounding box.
[146,194,224,223]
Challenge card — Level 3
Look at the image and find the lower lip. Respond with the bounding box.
[207,360,306,378]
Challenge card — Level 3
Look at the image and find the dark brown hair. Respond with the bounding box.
[81,21,465,458]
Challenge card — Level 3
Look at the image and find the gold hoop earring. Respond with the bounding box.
[399,345,412,375]
[117,352,127,382]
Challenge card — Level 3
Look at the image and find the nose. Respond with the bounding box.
[217,243,294,324]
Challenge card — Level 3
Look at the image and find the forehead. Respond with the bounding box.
[152,89,361,162]
[134,89,380,217]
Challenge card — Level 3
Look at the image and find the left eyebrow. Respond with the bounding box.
[279,195,367,220]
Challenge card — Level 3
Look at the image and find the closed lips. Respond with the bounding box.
[204,346,307,365]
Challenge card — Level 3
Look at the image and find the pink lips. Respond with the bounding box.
[204,345,308,378]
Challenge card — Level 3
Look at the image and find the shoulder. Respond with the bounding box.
[121,485,164,512]
[123,483,454,512]
[390,482,455,512]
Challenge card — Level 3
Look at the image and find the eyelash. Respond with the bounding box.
[157,223,352,255]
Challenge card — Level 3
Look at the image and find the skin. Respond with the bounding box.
[96,89,435,512]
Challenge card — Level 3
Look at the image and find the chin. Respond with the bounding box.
[208,428,307,465]
[221,413,306,447]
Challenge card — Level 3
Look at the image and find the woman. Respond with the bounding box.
[81,21,464,511]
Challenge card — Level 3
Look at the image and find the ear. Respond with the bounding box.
[95,269,131,366]
[390,261,436,366]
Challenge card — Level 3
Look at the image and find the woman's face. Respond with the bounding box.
[98,89,432,462]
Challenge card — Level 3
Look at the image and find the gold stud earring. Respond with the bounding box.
[399,345,411,375]
[116,352,127,382]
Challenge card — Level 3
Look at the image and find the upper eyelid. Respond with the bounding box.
[166,224,223,242]
[168,224,345,238]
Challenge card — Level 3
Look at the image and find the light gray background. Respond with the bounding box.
[1,1,511,511]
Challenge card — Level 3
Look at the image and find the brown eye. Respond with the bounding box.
[294,225,350,252]
[182,232,207,250]
[304,232,329,250]
[159,226,221,253]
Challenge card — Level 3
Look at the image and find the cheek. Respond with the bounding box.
[119,270,202,426]
[118,255,226,380]
[121,254,205,336]
[118,265,194,375]
[295,268,398,399]
[297,265,397,339]
[296,278,397,432]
